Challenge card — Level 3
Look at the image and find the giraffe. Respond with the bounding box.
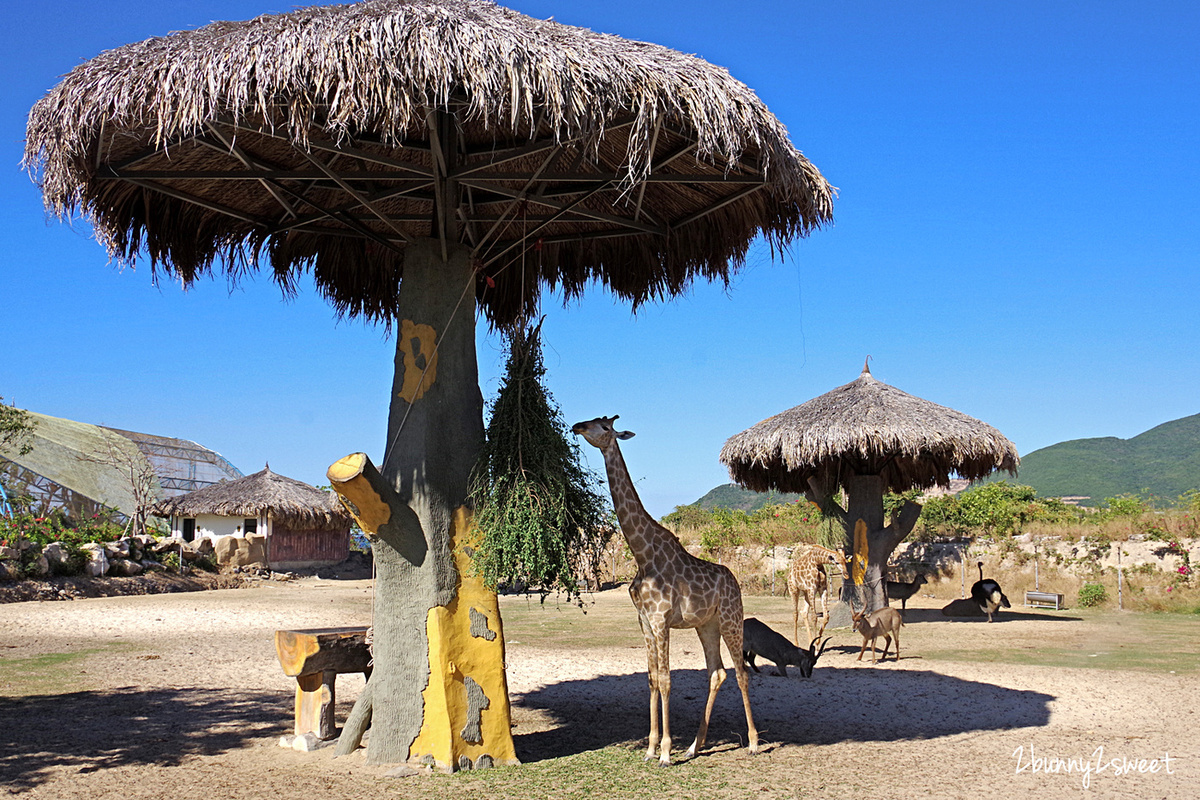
[572,416,758,766]
[788,544,849,645]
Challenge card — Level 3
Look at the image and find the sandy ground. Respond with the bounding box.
[0,579,1195,800]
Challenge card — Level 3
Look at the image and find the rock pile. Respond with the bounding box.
[0,533,234,580]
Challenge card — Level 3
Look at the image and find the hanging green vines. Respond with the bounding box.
[470,320,612,596]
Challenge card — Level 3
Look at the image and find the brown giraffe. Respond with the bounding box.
[788,544,849,645]
[572,416,758,766]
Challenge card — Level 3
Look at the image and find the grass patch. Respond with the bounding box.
[0,643,136,696]
[923,611,1200,673]
[433,744,729,800]
[499,594,644,650]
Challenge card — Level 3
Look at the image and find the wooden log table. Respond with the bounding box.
[275,627,372,740]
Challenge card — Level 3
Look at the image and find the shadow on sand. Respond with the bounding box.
[513,665,1053,762]
[899,607,1083,624]
[0,687,289,791]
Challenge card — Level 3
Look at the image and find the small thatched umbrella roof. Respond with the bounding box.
[720,363,1019,496]
[25,0,833,329]
[151,466,352,531]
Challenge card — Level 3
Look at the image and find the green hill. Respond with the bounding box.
[1002,413,1200,504]
[691,483,802,512]
[690,413,1200,510]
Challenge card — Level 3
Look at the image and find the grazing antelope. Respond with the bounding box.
[742,617,829,678]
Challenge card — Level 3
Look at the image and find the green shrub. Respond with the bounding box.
[1099,493,1152,519]
[1078,582,1107,608]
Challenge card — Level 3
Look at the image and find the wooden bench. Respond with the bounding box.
[275,627,371,740]
[1024,590,1065,610]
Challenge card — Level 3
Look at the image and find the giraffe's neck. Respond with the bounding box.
[601,440,675,568]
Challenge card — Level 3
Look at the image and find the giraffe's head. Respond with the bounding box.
[571,416,635,449]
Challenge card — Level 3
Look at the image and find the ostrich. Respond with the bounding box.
[970,561,1011,622]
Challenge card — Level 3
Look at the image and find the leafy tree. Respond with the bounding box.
[0,397,37,457]
[919,482,1083,537]
[1099,492,1152,519]
[661,503,713,531]
[470,321,612,596]
[698,507,749,556]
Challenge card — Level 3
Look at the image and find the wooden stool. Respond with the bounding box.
[275,627,372,740]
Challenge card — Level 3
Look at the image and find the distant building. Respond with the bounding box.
[921,478,971,499]
[151,466,352,570]
[0,410,242,522]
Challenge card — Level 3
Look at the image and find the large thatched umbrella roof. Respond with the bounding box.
[720,364,1019,496]
[151,466,352,530]
[25,0,833,328]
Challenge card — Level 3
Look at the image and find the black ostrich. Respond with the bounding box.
[970,561,1011,622]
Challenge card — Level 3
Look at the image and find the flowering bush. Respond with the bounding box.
[0,508,125,548]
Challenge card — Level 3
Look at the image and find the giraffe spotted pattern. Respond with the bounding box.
[572,415,758,766]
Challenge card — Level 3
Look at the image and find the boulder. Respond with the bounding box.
[213,535,240,564]
[152,537,182,557]
[0,545,17,561]
[104,539,131,559]
[81,543,109,577]
[109,558,144,577]
[245,534,268,566]
[193,536,215,557]
[0,560,22,581]
[215,534,268,568]
[26,553,51,578]
[42,542,71,574]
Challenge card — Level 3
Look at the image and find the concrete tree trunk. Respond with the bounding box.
[328,239,516,770]
[808,473,922,615]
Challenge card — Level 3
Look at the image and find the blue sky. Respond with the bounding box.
[3,0,1198,517]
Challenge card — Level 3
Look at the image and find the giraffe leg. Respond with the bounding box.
[803,592,816,644]
[686,620,726,759]
[719,607,758,755]
[638,616,662,762]
[791,587,801,647]
[653,625,673,766]
[817,589,829,638]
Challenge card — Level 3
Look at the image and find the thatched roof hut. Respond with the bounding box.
[151,466,351,531]
[25,0,834,329]
[720,363,1019,496]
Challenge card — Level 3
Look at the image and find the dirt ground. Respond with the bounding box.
[0,579,1196,800]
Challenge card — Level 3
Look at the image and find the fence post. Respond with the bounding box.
[1117,543,1124,611]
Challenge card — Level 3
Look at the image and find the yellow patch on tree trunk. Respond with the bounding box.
[407,507,518,771]
[397,319,439,402]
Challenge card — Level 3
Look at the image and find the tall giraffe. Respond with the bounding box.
[788,544,849,645]
[572,416,758,766]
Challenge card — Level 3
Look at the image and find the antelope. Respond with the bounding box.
[851,607,904,664]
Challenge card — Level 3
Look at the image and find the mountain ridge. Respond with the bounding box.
[684,413,1200,510]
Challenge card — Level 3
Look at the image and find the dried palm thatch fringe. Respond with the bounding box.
[150,466,354,531]
[24,0,834,328]
[720,364,1019,496]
